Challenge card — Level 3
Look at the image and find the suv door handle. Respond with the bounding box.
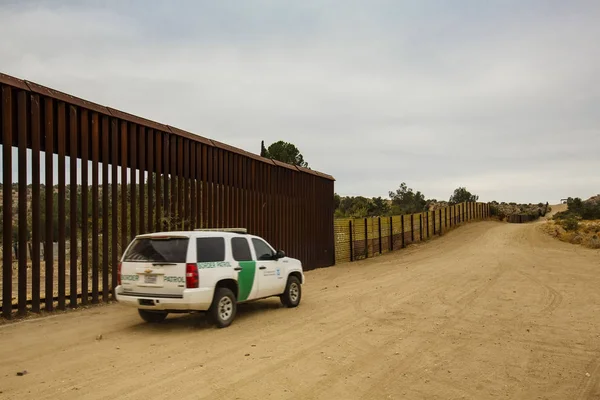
[259,266,266,270]
[234,267,242,271]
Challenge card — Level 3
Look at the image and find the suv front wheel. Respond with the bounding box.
[281,276,301,308]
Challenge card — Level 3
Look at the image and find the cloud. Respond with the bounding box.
[1,0,599,204]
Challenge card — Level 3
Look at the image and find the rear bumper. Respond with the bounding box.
[114,286,214,311]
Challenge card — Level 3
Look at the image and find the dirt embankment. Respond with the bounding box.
[1,219,600,399]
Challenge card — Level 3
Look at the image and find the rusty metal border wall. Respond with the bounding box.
[0,73,335,318]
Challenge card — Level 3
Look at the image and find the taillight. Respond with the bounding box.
[186,263,199,288]
[117,262,122,285]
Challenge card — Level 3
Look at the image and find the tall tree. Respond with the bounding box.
[262,140,308,167]
[260,140,268,157]
[389,182,427,214]
[449,187,479,204]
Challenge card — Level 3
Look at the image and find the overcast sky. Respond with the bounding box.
[1,0,599,204]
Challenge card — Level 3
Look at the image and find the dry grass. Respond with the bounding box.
[542,219,600,249]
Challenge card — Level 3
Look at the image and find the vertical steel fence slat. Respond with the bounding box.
[111,119,119,295]
[177,136,184,229]
[147,129,154,234]
[138,127,146,234]
[155,131,162,231]
[120,121,128,256]
[80,110,89,305]
[91,112,99,304]
[43,97,54,312]
[101,116,110,302]
[183,138,190,230]
[68,105,78,309]
[17,91,28,315]
[2,86,13,319]
[130,124,137,238]
[56,102,67,310]
[30,94,41,313]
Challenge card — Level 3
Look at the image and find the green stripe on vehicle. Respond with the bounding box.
[237,261,256,301]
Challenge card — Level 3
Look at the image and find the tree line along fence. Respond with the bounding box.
[334,202,490,263]
[0,72,335,319]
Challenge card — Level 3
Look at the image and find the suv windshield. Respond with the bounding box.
[123,237,189,263]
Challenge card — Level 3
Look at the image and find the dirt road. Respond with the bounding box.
[1,219,600,399]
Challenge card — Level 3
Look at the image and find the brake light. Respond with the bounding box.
[117,262,122,285]
[186,263,199,288]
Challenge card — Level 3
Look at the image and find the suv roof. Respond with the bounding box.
[135,229,257,240]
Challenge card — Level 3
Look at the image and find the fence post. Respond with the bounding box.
[364,218,368,259]
[410,214,414,243]
[439,209,443,235]
[419,214,423,241]
[401,215,405,248]
[445,207,448,228]
[389,216,393,251]
[433,210,436,235]
[349,220,354,262]
[378,217,382,255]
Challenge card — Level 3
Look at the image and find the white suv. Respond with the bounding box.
[114,228,304,328]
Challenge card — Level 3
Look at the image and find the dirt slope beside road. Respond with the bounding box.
[1,221,600,399]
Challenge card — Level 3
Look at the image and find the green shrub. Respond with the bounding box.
[561,218,579,232]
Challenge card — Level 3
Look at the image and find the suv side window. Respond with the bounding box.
[231,237,252,261]
[252,238,275,261]
[196,237,225,262]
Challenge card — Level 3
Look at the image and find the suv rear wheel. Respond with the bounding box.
[209,287,237,328]
[138,309,168,323]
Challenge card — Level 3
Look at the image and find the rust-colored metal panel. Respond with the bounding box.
[217,148,224,228]
[146,129,154,234]
[107,107,168,134]
[91,112,100,304]
[57,101,67,310]
[183,138,190,230]
[129,124,137,238]
[201,145,208,228]
[111,119,119,295]
[17,91,28,315]
[170,135,177,228]
[44,97,54,312]
[1,85,13,318]
[68,104,78,309]
[224,151,231,228]
[26,78,108,115]
[138,126,146,234]
[30,94,42,313]
[162,133,169,230]
[167,125,213,146]
[190,140,196,229]
[0,87,12,316]
[0,73,29,90]
[177,136,184,228]
[154,131,162,231]
[102,116,110,303]
[80,109,89,305]
[120,121,128,255]
[194,143,205,228]
[249,159,256,234]
[212,147,219,228]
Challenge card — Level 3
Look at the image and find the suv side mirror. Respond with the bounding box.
[274,250,286,259]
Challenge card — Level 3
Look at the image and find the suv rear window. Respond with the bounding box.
[123,237,189,263]
[197,237,225,262]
